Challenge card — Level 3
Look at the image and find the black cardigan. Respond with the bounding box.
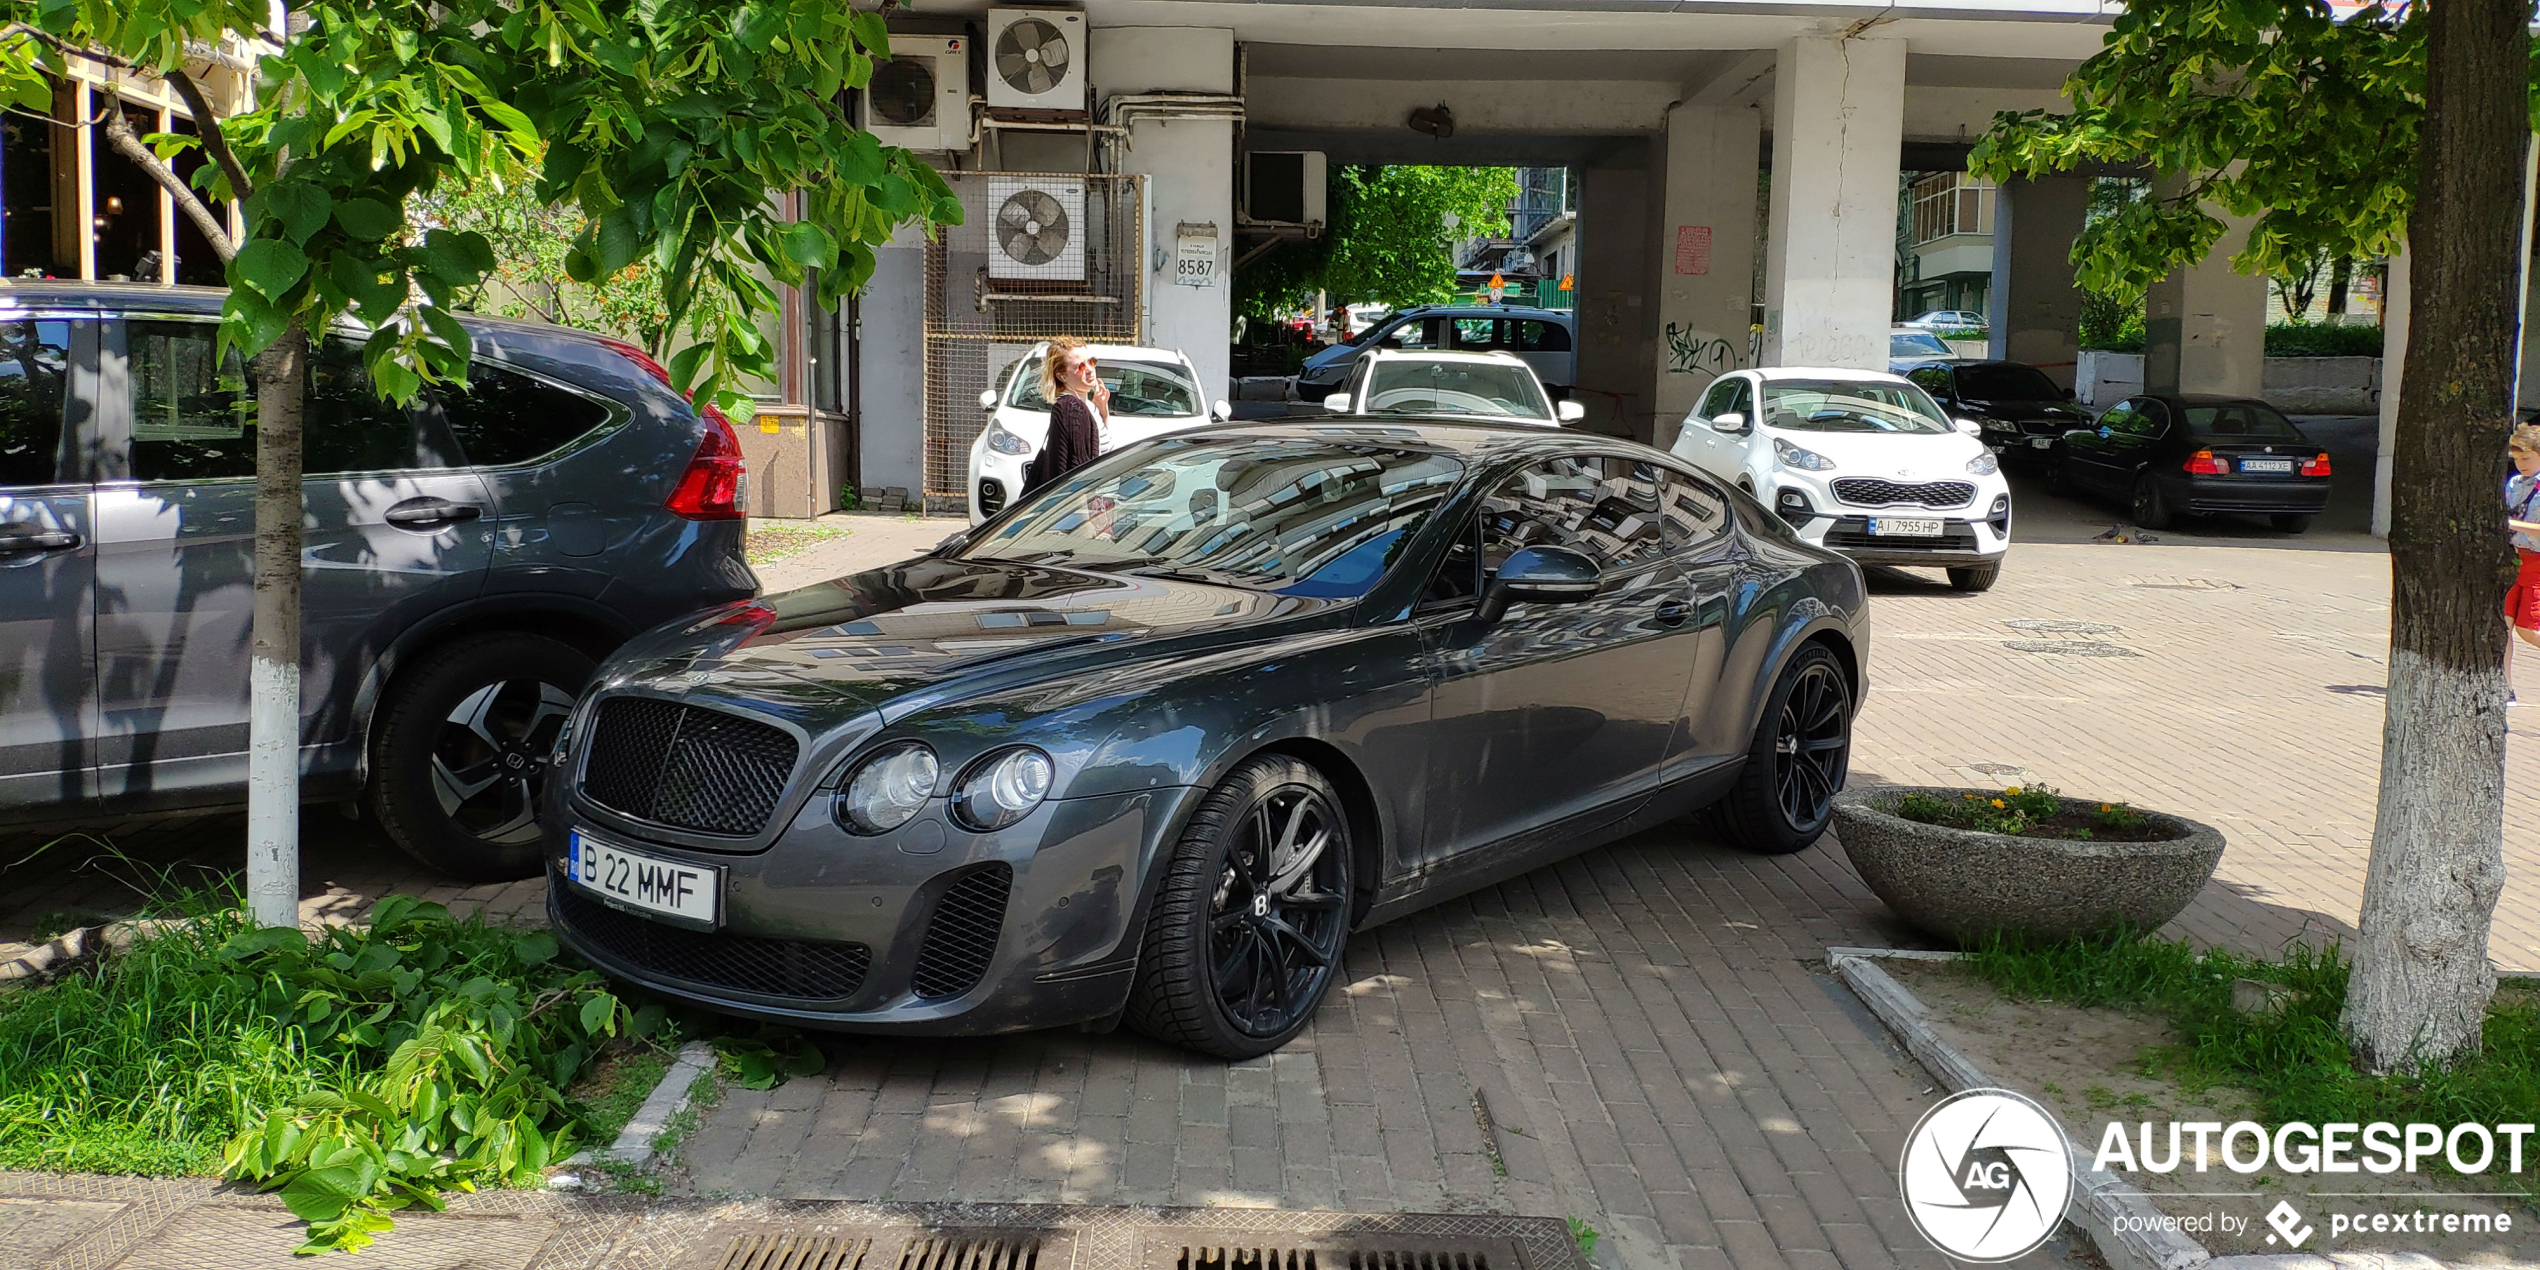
[1029,394,1103,495]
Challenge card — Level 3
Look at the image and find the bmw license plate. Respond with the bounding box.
[1868,517,1945,537]
[567,830,719,925]
[2240,457,2294,473]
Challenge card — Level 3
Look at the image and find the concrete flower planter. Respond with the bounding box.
[1831,786,2225,944]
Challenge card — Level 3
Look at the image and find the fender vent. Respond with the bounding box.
[909,864,1014,1000]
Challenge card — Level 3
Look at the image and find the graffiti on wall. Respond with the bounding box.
[1663,322,1740,380]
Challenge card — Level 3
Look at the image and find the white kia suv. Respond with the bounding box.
[968,343,1230,524]
[1671,367,2011,591]
[1321,349,1583,425]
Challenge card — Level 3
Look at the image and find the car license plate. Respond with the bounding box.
[1868,517,1945,537]
[567,830,718,925]
[2240,458,2294,473]
[2029,436,2055,449]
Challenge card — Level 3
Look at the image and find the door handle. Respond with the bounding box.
[1655,599,1693,627]
[0,527,80,553]
[384,498,484,529]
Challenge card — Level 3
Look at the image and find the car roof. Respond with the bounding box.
[1392,303,1571,319]
[1361,348,1528,364]
[1749,366,1918,386]
[1181,419,1655,463]
[2138,392,2279,408]
[0,280,636,349]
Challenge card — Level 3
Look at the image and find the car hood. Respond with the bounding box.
[600,556,1347,725]
[1767,428,1991,481]
[1959,398,2092,425]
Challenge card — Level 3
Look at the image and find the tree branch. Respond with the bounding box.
[163,69,253,201]
[2,26,138,72]
[101,108,236,262]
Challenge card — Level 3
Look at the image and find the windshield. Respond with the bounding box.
[2184,402,2305,439]
[1363,360,1552,420]
[961,435,1466,598]
[1760,380,1951,434]
[1008,356,1201,417]
[1954,364,2061,401]
[1890,333,1951,358]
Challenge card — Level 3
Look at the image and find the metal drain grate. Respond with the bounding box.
[2003,619,2120,635]
[1347,1254,1497,1270]
[1145,1228,1537,1270]
[2003,639,2140,658]
[1177,1249,1323,1270]
[900,1233,1044,1270]
[718,1233,878,1270]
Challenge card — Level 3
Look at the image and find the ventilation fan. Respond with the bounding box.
[984,9,1085,112]
[987,177,1085,281]
[856,36,969,151]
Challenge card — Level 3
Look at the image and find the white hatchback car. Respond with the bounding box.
[1671,367,2011,591]
[1321,349,1583,425]
[968,343,1230,524]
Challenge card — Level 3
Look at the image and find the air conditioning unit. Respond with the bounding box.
[1244,151,1327,226]
[987,176,1086,281]
[858,35,970,152]
[985,8,1086,113]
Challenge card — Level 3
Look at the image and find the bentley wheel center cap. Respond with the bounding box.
[1252,894,1270,918]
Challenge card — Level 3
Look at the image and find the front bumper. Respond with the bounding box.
[1770,474,2012,568]
[968,444,1028,526]
[548,784,1200,1034]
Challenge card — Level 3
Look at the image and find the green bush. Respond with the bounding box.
[2266,322,2386,357]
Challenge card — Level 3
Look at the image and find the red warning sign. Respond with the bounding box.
[1674,225,1713,276]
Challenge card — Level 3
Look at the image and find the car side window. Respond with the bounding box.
[1477,456,1662,578]
[1695,376,1740,420]
[1908,366,1952,398]
[1658,467,1729,551]
[1718,378,1753,423]
[435,362,614,468]
[129,323,445,481]
[1452,317,1499,350]
[1419,512,1482,608]
[1341,357,1372,404]
[0,319,71,487]
[2095,402,2134,433]
[2128,400,2171,436]
[1512,320,1571,353]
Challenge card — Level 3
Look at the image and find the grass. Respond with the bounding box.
[743,522,848,568]
[565,1046,672,1147]
[1962,933,2540,1200]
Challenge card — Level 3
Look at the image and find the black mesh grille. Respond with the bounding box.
[579,697,798,836]
[1830,478,1976,509]
[554,881,869,1001]
[910,864,1012,1000]
[1823,517,1981,551]
[977,477,1007,517]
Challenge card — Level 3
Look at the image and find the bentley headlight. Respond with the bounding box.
[836,742,939,834]
[953,748,1054,832]
[1772,437,1837,471]
[1966,451,2001,476]
[984,422,1033,456]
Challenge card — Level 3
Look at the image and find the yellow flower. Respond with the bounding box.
[1990,798,2006,809]
[2100,804,2113,812]
[2006,786,2022,795]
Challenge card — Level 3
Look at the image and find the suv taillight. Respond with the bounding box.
[2183,449,2230,475]
[600,338,748,520]
[2301,452,2332,477]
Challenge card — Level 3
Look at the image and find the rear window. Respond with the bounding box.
[1891,333,1950,358]
[2184,402,2303,439]
[436,363,614,467]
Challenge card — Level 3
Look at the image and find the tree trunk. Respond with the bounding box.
[2327,255,2353,319]
[2345,0,2529,1073]
[245,322,309,930]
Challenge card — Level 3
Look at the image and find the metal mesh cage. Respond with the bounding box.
[924,172,1146,500]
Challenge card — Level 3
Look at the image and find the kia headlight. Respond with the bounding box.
[952,747,1055,832]
[835,742,939,834]
[1772,437,1837,472]
[983,422,1033,456]
[1966,451,2001,476]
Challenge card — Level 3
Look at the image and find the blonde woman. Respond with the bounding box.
[1021,336,1109,497]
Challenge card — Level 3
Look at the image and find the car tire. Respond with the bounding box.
[1713,643,1853,855]
[370,632,594,882]
[2131,474,2175,530]
[1947,561,2002,592]
[2044,457,2074,498]
[1127,754,1354,1059]
[2269,513,2313,534]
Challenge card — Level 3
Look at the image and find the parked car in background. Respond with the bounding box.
[2053,394,2333,533]
[0,282,757,880]
[1320,350,1583,425]
[544,421,1866,1057]
[1887,330,1956,369]
[967,343,1230,525]
[1899,359,2093,471]
[1902,310,1987,332]
[1295,304,1576,399]
[1671,366,2011,591]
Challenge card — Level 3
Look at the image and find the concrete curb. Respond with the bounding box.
[0,918,186,993]
[554,1039,718,1186]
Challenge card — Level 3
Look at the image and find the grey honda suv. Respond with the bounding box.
[0,283,757,880]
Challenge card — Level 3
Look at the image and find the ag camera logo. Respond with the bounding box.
[1901,1088,2076,1261]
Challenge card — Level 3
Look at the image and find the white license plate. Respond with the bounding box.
[567,830,719,925]
[2029,436,2055,449]
[2240,458,2294,473]
[1868,517,1946,537]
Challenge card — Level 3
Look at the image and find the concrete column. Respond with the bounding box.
[1574,164,1659,441]
[1654,101,1761,449]
[2142,184,2268,396]
[1093,27,1235,404]
[2374,243,2407,538]
[1762,32,1905,371]
[1985,176,2089,390]
[2516,138,2540,412]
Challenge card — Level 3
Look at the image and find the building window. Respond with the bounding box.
[0,91,74,279]
[1909,173,1994,247]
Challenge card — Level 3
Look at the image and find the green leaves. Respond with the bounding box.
[332,198,400,241]
[252,180,334,244]
[231,239,310,303]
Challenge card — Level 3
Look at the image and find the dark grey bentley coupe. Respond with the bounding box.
[543,422,1868,1057]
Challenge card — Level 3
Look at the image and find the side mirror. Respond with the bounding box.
[1555,400,1586,424]
[1212,400,1234,421]
[1712,411,1749,434]
[1478,545,1600,623]
[1953,417,1983,436]
[1323,392,1354,413]
[978,389,998,410]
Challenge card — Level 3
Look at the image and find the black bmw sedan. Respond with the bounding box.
[2053,394,2334,533]
[543,423,1868,1058]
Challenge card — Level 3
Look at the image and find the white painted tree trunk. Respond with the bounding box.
[2345,650,2508,1071]
[245,326,309,930]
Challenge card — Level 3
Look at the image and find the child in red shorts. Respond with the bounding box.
[2506,425,2540,660]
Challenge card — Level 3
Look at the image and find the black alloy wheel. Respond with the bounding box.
[1713,643,1853,855]
[2131,473,2175,530]
[372,632,595,882]
[1129,754,1354,1058]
